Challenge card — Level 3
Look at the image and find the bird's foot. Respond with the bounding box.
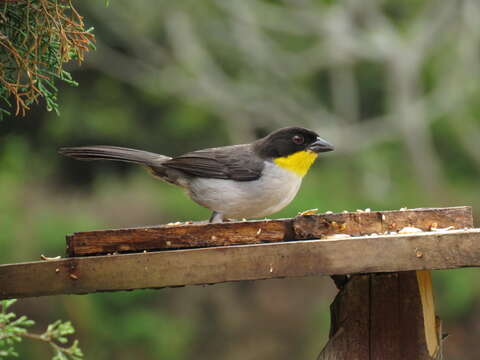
[209,211,224,223]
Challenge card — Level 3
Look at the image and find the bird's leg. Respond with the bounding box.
[209,211,224,223]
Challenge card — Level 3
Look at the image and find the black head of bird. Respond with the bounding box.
[254,127,334,159]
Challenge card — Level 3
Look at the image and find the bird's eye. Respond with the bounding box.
[292,135,304,145]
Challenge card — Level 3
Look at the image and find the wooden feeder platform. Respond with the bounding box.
[1,206,478,359]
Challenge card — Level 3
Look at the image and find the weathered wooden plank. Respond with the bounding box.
[67,219,293,256]
[370,273,402,359]
[318,272,439,360]
[294,206,472,239]
[2,228,480,299]
[67,206,472,256]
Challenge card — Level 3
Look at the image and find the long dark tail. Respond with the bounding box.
[58,146,171,166]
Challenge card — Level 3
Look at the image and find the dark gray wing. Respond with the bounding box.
[162,144,264,181]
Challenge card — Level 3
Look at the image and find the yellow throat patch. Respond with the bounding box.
[273,150,318,177]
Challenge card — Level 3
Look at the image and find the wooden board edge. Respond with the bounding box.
[1,228,480,299]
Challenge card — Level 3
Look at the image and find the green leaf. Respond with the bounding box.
[0,299,83,359]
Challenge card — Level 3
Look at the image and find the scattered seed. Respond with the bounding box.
[431,226,455,232]
[298,208,319,216]
[40,254,61,261]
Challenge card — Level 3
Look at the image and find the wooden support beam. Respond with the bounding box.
[67,207,472,256]
[317,271,441,360]
[1,228,480,299]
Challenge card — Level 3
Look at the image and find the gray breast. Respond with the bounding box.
[187,162,303,219]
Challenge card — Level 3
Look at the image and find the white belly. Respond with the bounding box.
[187,162,302,219]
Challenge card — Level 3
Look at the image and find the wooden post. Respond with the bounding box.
[318,271,441,360]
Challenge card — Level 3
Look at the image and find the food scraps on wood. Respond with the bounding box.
[297,208,319,216]
[40,254,61,261]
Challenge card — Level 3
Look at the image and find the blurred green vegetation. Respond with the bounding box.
[2,0,480,359]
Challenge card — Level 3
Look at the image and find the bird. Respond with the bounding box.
[59,126,334,223]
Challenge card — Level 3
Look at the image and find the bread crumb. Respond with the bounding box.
[398,226,423,234]
[298,208,318,216]
[323,234,352,240]
[430,226,455,232]
[40,254,61,261]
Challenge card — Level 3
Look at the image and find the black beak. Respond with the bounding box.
[308,136,334,153]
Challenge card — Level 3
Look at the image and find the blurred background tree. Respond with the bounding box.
[1,0,480,359]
